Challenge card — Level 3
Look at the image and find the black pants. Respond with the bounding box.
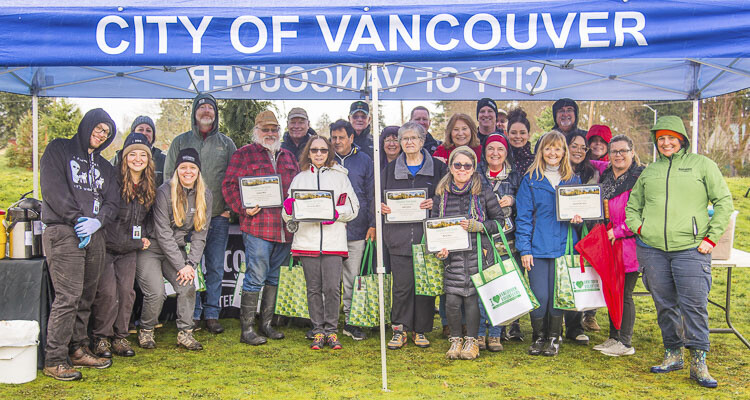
[564,311,585,339]
[390,254,435,333]
[446,293,480,338]
[608,272,640,346]
[43,225,106,366]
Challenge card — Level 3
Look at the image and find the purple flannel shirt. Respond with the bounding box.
[222,143,299,243]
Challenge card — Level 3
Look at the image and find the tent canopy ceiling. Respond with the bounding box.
[1,1,749,100]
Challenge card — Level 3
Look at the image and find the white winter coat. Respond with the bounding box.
[283,163,360,256]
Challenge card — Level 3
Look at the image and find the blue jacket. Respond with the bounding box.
[335,144,374,241]
[515,171,580,258]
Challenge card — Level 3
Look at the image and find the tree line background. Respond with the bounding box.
[1,90,748,176]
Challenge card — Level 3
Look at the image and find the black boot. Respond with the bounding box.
[259,286,284,340]
[240,291,267,346]
[528,318,546,356]
[543,315,563,356]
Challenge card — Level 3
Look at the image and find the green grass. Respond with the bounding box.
[0,150,37,210]
[2,161,749,399]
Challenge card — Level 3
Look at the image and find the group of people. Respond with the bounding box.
[39,94,733,389]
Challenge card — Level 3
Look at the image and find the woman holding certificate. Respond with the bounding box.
[431,113,483,164]
[136,148,211,351]
[282,136,360,351]
[431,146,504,360]
[380,122,447,350]
[626,116,733,388]
[515,132,582,357]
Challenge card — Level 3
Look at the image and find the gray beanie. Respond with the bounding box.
[130,115,156,143]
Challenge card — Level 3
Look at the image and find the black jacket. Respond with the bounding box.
[41,108,119,228]
[423,132,441,154]
[105,168,153,255]
[432,185,504,297]
[479,161,521,249]
[112,146,167,187]
[352,125,374,160]
[381,150,447,256]
[281,127,316,161]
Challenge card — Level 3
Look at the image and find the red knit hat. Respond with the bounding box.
[485,133,508,151]
[586,125,612,144]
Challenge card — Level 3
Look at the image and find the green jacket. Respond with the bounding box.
[625,118,733,252]
[164,94,237,217]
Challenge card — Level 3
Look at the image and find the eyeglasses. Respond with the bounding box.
[384,138,399,144]
[401,136,421,143]
[452,162,474,171]
[569,144,588,152]
[351,114,368,120]
[310,148,329,154]
[92,126,111,138]
[610,149,632,156]
[261,128,279,134]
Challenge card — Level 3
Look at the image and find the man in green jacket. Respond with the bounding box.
[625,115,733,389]
[164,93,237,334]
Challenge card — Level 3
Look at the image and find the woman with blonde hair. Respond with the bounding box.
[432,113,482,163]
[136,148,212,351]
[515,131,582,357]
[432,146,504,360]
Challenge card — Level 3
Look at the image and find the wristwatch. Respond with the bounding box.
[186,260,195,268]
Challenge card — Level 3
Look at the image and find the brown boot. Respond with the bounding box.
[43,363,82,381]
[70,346,112,369]
[477,336,487,350]
[487,336,504,352]
[92,337,112,358]
[177,329,203,351]
[460,337,480,360]
[111,338,135,357]
[138,328,156,349]
[446,337,463,360]
[442,325,450,338]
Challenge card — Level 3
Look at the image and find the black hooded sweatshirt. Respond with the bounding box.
[40,108,119,228]
[552,98,588,139]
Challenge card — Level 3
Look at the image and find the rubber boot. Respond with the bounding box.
[240,291,267,346]
[689,349,717,388]
[259,286,285,340]
[528,318,546,356]
[542,315,563,356]
[650,347,684,373]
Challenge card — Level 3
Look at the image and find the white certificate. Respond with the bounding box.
[385,188,428,223]
[424,216,471,253]
[291,189,335,221]
[240,175,283,208]
[556,184,604,221]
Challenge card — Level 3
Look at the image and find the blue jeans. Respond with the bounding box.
[528,258,563,319]
[637,245,712,352]
[193,216,229,320]
[241,233,291,293]
[478,297,503,337]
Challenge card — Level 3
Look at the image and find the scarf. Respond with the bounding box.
[600,163,644,200]
[439,180,485,222]
[510,142,534,175]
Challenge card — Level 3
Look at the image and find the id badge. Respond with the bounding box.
[132,225,142,239]
[93,199,100,215]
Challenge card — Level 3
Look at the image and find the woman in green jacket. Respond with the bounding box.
[625,116,733,389]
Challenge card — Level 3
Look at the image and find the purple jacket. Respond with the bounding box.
[607,189,638,273]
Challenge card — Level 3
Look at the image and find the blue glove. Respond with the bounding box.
[78,235,91,249]
[75,217,102,237]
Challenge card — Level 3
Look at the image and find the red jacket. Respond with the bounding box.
[222,143,299,243]
[432,144,482,163]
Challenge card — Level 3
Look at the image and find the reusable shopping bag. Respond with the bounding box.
[348,240,392,327]
[554,225,607,311]
[274,255,310,318]
[412,235,445,296]
[471,222,539,326]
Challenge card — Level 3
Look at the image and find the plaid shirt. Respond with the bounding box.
[222,143,299,243]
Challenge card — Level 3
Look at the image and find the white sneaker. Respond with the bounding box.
[601,341,635,356]
[593,338,618,351]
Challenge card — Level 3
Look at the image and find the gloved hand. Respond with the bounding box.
[283,198,295,215]
[75,217,102,237]
[78,235,91,249]
[322,210,339,225]
[464,219,484,232]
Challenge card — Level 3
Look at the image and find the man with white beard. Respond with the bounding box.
[164,93,237,335]
[222,110,300,345]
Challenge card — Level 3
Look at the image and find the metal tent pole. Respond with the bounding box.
[692,99,700,154]
[32,93,39,198]
[370,63,389,392]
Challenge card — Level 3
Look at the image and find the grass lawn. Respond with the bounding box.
[1,161,749,399]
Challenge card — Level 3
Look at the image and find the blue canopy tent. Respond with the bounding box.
[3,0,750,390]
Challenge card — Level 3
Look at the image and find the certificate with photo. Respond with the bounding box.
[239,175,283,208]
[423,216,471,253]
[291,189,336,221]
[556,184,604,221]
[384,188,428,223]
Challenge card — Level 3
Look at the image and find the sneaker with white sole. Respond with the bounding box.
[601,341,635,356]
[593,338,619,351]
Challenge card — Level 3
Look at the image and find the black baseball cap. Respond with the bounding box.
[349,101,369,116]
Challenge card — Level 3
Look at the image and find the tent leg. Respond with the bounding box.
[33,93,39,199]
[370,64,389,393]
[692,100,700,154]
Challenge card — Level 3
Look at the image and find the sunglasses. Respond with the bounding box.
[310,148,329,154]
[261,128,279,134]
[452,162,474,171]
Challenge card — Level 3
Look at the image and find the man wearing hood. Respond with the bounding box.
[164,94,237,334]
[280,107,316,161]
[41,108,120,380]
[552,98,588,139]
[348,100,374,160]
